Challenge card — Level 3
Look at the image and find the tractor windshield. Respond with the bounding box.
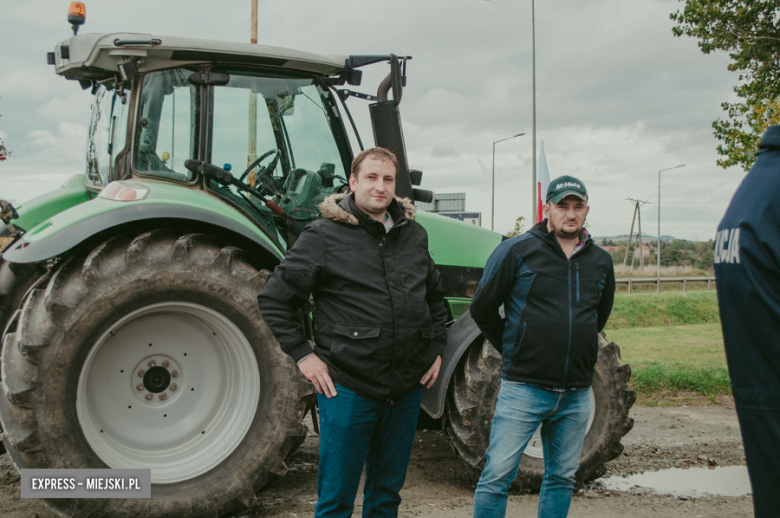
[210,72,348,190]
[210,72,349,239]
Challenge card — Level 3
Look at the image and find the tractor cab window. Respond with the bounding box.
[210,73,348,241]
[134,69,199,182]
[86,84,129,188]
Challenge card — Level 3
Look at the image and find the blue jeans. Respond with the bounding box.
[473,381,592,518]
[315,383,422,518]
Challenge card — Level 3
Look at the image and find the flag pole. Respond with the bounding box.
[531,0,537,223]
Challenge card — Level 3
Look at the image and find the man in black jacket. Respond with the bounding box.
[470,175,615,518]
[257,147,447,518]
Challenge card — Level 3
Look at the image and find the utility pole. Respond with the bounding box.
[624,198,649,269]
[636,201,646,268]
[247,0,258,185]
[623,201,638,267]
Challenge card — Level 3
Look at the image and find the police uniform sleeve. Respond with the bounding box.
[257,225,325,363]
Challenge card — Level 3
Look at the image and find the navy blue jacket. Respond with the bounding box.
[470,221,615,388]
[715,126,780,413]
[714,125,780,516]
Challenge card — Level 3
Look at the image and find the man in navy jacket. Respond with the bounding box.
[714,126,780,518]
[470,175,615,518]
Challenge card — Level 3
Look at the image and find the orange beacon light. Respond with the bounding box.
[68,2,86,35]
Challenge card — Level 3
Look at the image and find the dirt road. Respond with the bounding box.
[0,403,752,517]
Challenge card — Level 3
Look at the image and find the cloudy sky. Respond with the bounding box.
[0,0,747,240]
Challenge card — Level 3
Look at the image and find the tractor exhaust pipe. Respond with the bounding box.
[369,54,413,200]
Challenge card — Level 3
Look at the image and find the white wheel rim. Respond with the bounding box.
[76,302,260,484]
[522,390,596,459]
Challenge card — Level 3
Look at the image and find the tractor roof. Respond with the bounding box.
[52,33,348,81]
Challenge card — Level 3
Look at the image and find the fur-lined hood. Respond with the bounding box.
[318,192,416,226]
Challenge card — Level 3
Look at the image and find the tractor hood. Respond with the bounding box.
[51,33,348,81]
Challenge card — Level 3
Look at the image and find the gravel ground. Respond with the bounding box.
[0,403,753,518]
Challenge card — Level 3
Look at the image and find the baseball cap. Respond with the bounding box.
[546,175,588,204]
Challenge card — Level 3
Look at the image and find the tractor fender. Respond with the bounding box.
[421,310,486,419]
[2,203,283,265]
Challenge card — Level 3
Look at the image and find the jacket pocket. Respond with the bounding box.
[330,324,382,379]
[333,324,381,340]
[511,321,527,363]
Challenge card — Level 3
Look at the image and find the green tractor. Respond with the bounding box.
[0,12,635,518]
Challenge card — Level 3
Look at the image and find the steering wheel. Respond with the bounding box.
[239,148,283,194]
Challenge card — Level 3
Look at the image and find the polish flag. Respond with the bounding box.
[536,141,550,223]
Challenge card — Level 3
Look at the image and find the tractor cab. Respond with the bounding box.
[50,32,410,247]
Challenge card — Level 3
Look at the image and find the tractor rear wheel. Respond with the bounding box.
[0,229,314,517]
[443,335,635,490]
[0,258,45,456]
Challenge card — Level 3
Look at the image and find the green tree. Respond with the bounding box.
[505,216,526,238]
[671,1,780,170]
[698,248,715,269]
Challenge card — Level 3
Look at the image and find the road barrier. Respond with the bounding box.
[615,276,716,294]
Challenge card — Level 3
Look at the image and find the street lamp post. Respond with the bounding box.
[492,133,526,231]
[657,164,686,281]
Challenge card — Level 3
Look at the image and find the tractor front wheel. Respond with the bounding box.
[0,229,313,517]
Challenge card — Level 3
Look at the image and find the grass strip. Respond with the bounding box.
[605,323,731,397]
[630,362,731,396]
[607,291,720,329]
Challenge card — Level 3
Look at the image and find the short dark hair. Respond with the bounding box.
[351,147,399,179]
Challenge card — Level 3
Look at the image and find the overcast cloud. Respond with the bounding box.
[0,0,746,240]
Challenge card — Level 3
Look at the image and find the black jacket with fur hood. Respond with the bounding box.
[258,192,448,401]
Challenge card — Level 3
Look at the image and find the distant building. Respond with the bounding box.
[600,244,655,255]
[416,193,482,227]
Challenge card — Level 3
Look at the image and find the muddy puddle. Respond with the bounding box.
[601,465,751,498]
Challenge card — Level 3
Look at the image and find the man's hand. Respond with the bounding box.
[420,355,442,389]
[298,354,337,398]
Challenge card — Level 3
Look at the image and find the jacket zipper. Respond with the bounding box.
[563,260,573,389]
[576,262,580,303]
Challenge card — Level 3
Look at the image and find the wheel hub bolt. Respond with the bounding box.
[171,370,179,378]
[136,384,144,391]
[162,361,170,368]
[145,394,153,400]
[138,370,145,377]
[148,360,156,368]
[170,384,177,391]
[159,393,167,401]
